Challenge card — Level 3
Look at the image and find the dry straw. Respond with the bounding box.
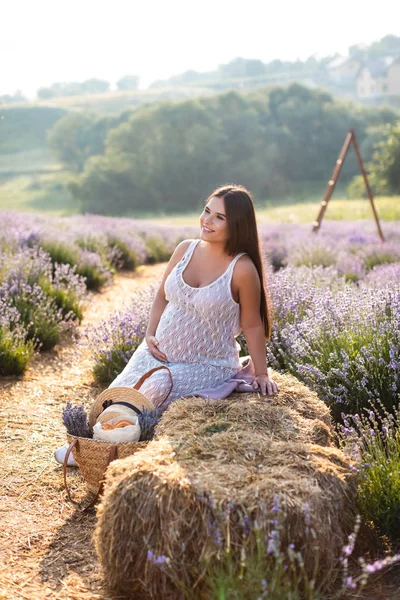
[94,371,355,599]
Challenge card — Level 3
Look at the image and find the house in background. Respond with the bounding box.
[356,56,400,100]
[326,56,362,85]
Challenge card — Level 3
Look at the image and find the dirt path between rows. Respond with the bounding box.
[0,264,166,600]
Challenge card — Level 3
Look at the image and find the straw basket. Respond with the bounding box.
[63,434,148,511]
[63,365,173,511]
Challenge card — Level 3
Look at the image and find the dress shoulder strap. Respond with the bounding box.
[228,252,246,271]
[225,252,246,283]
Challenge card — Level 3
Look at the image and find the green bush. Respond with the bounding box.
[92,343,134,383]
[39,239,113,290]
[75,254,112,291]
[39,279,83,321]
[40,239,81,267]
[0,330,35,375]
[107,236,138,270]
[0,106,66,154]
[14,293,61,351]
[144,237,172,264]
[347,175,368,199]
[368,122,400,195]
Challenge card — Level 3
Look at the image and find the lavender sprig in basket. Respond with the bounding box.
[137,407,163,441]
[62,401,164,442]
[62,402,93,438]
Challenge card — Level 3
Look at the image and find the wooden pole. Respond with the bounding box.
[312,130,353,233]
[350,129,385,242]
[312,129,385,242]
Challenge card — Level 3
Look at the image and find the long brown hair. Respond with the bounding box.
[206,184,272,340]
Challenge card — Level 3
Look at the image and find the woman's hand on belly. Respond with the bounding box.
[145,335,168,363]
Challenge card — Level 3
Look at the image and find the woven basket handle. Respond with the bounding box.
[133,365,173,408]
[63,439,117,512]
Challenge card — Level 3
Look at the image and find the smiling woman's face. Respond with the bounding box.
[199,196,229,244]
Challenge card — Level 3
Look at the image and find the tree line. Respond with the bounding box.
[150,35,400,90]
[46,84,399,215]
[349,122,400,197]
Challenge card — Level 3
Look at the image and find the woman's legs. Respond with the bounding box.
[103,333,241,409]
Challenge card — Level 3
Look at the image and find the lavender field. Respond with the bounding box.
[80,215,400,596]
[78,217,400,421]
[2,211,399,408]
[1,209,400,595]
[0,211,196,375]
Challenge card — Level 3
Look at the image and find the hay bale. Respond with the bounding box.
[94,371,355,599]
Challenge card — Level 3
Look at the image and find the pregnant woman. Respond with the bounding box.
[55,183,278,465]
[108,183,279,404]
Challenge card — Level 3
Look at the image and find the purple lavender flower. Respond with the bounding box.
[346,576,356,589]
[207,516,223,547]
[62,402,93,438]
[303,503,311,528]
[272,495,281,513]
[138,408,164,441]
[267,529,280,557]
[86,284,157,383]
[243,515,250,536]
[147,550,168,565]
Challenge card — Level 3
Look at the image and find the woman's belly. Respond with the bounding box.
[155,304,240,368]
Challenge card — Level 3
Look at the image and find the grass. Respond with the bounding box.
[29,87,215,115]
[0,171,78,215]
[257,196,400,224]
[0,157,398,223]
[0,147,63,175]
[137,196,400,226]
[0,147,78,215]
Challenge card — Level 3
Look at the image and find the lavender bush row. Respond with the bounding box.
[0,211,197,277]
[0,247,87,316]
[86,284,157,383]
[260,221,400,280]
[265,266,400,420]
[0,298,35,375]
[87,257,399,419]
[0,210,193,375]
[0,247,87,373]
[362,262,400,287]
[339,403,400,544]
[3,211,399,281]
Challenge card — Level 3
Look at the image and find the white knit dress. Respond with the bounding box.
[108,240,245,408]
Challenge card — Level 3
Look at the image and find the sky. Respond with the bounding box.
[1,0,400,98]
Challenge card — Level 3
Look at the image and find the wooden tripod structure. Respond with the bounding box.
[312,129,385,241]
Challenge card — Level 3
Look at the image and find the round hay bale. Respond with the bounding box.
[94,371,355,599]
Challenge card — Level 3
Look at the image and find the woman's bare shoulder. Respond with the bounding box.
[174,239,196,255]
[231,255,260,300]
[169,239,196,262]
[234,255,258,279]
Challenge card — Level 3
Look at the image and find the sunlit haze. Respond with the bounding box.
[1,0,400,97]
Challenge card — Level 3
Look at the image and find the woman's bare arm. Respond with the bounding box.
[233,257,278,396]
